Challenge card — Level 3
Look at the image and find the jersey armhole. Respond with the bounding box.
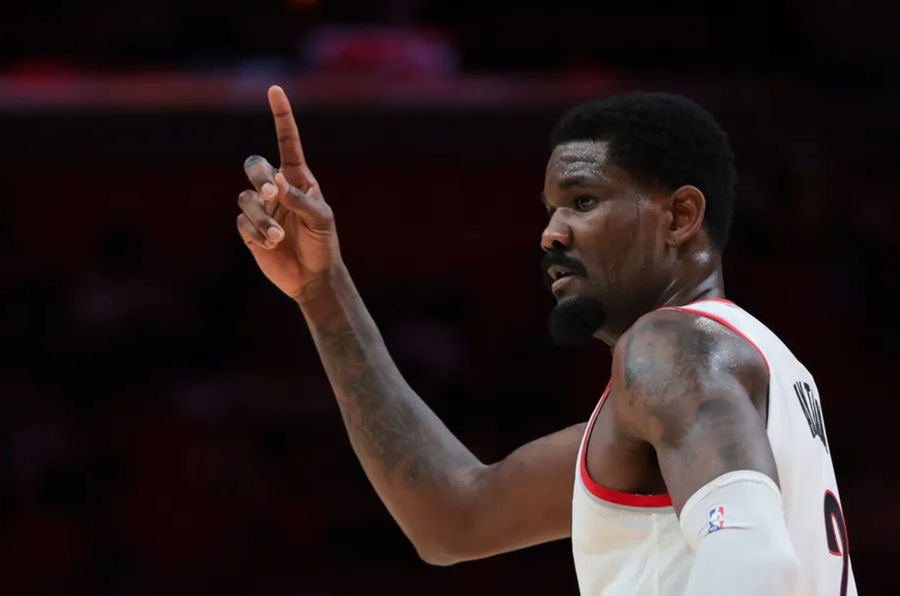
[579,381,675,508]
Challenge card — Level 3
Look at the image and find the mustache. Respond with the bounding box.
[540,249,588,289]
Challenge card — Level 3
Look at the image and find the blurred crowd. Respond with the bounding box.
[2,1,899,595]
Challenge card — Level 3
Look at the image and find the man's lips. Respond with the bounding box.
[551,274,582,296]
[540,250,587,290]
[547,264,577,282]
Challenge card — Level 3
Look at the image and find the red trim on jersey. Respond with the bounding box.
[688,297,736,306]
[657,306,771,375]
[578,299,755,510]
[825,490,849,557]
[580,381,674,508]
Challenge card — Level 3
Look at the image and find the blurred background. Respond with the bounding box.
[1,1,898,594]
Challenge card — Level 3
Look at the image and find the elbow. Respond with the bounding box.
[405,470,487,567]
[415,544,463,567]
[410,523,477,567]
[412,532,473,567]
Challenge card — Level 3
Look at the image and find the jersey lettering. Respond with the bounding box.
[794,381,828,452]
[824,491,849,596]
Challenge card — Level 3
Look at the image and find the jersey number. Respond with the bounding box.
[824,491,849,596]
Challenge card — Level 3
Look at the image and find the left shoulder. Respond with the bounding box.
[611,307,768,444]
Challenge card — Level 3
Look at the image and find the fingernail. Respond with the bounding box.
[267,227,284,241]
[261,183,277,198]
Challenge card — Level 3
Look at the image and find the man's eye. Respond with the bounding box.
[574,196,596,211]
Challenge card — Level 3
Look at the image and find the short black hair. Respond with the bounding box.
[550,92,737,250]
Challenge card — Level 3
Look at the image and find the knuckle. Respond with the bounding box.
[237,190,256,207]
[259,216,277,231]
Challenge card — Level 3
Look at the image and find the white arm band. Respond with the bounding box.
[679,470,800,596]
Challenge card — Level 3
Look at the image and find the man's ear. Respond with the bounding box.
[665,185,706,247]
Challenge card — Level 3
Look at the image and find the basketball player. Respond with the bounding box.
[235,86,857,595]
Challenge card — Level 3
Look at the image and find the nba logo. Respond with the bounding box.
[708,506,726,533]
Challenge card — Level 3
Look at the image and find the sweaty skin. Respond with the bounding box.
[236,88,775,567]
[540,140,773,509]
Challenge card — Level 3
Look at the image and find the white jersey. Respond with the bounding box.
[572,299,857,596]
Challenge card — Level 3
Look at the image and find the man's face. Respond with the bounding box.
[540,140,670,344]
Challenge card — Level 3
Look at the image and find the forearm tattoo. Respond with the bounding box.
[301,278,450,486]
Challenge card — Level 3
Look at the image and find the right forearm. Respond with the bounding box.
[237,87,490,562]
[296,265,483,556]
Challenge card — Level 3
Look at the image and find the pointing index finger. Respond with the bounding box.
[267,85,306,173]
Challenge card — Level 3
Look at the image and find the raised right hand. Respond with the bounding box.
[236,85,341,301]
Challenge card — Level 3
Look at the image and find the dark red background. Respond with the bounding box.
[2,2,898,594]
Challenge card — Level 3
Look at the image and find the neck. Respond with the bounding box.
[657,264,725,309]
[595,252,725,346]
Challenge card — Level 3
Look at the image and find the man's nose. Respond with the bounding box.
[541,217,572,252]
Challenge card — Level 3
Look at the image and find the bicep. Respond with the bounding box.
[452,422,586,560]
[652,386,777,514]
[614,312,776,514]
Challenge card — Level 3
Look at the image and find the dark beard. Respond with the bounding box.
[548,295,607,345]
